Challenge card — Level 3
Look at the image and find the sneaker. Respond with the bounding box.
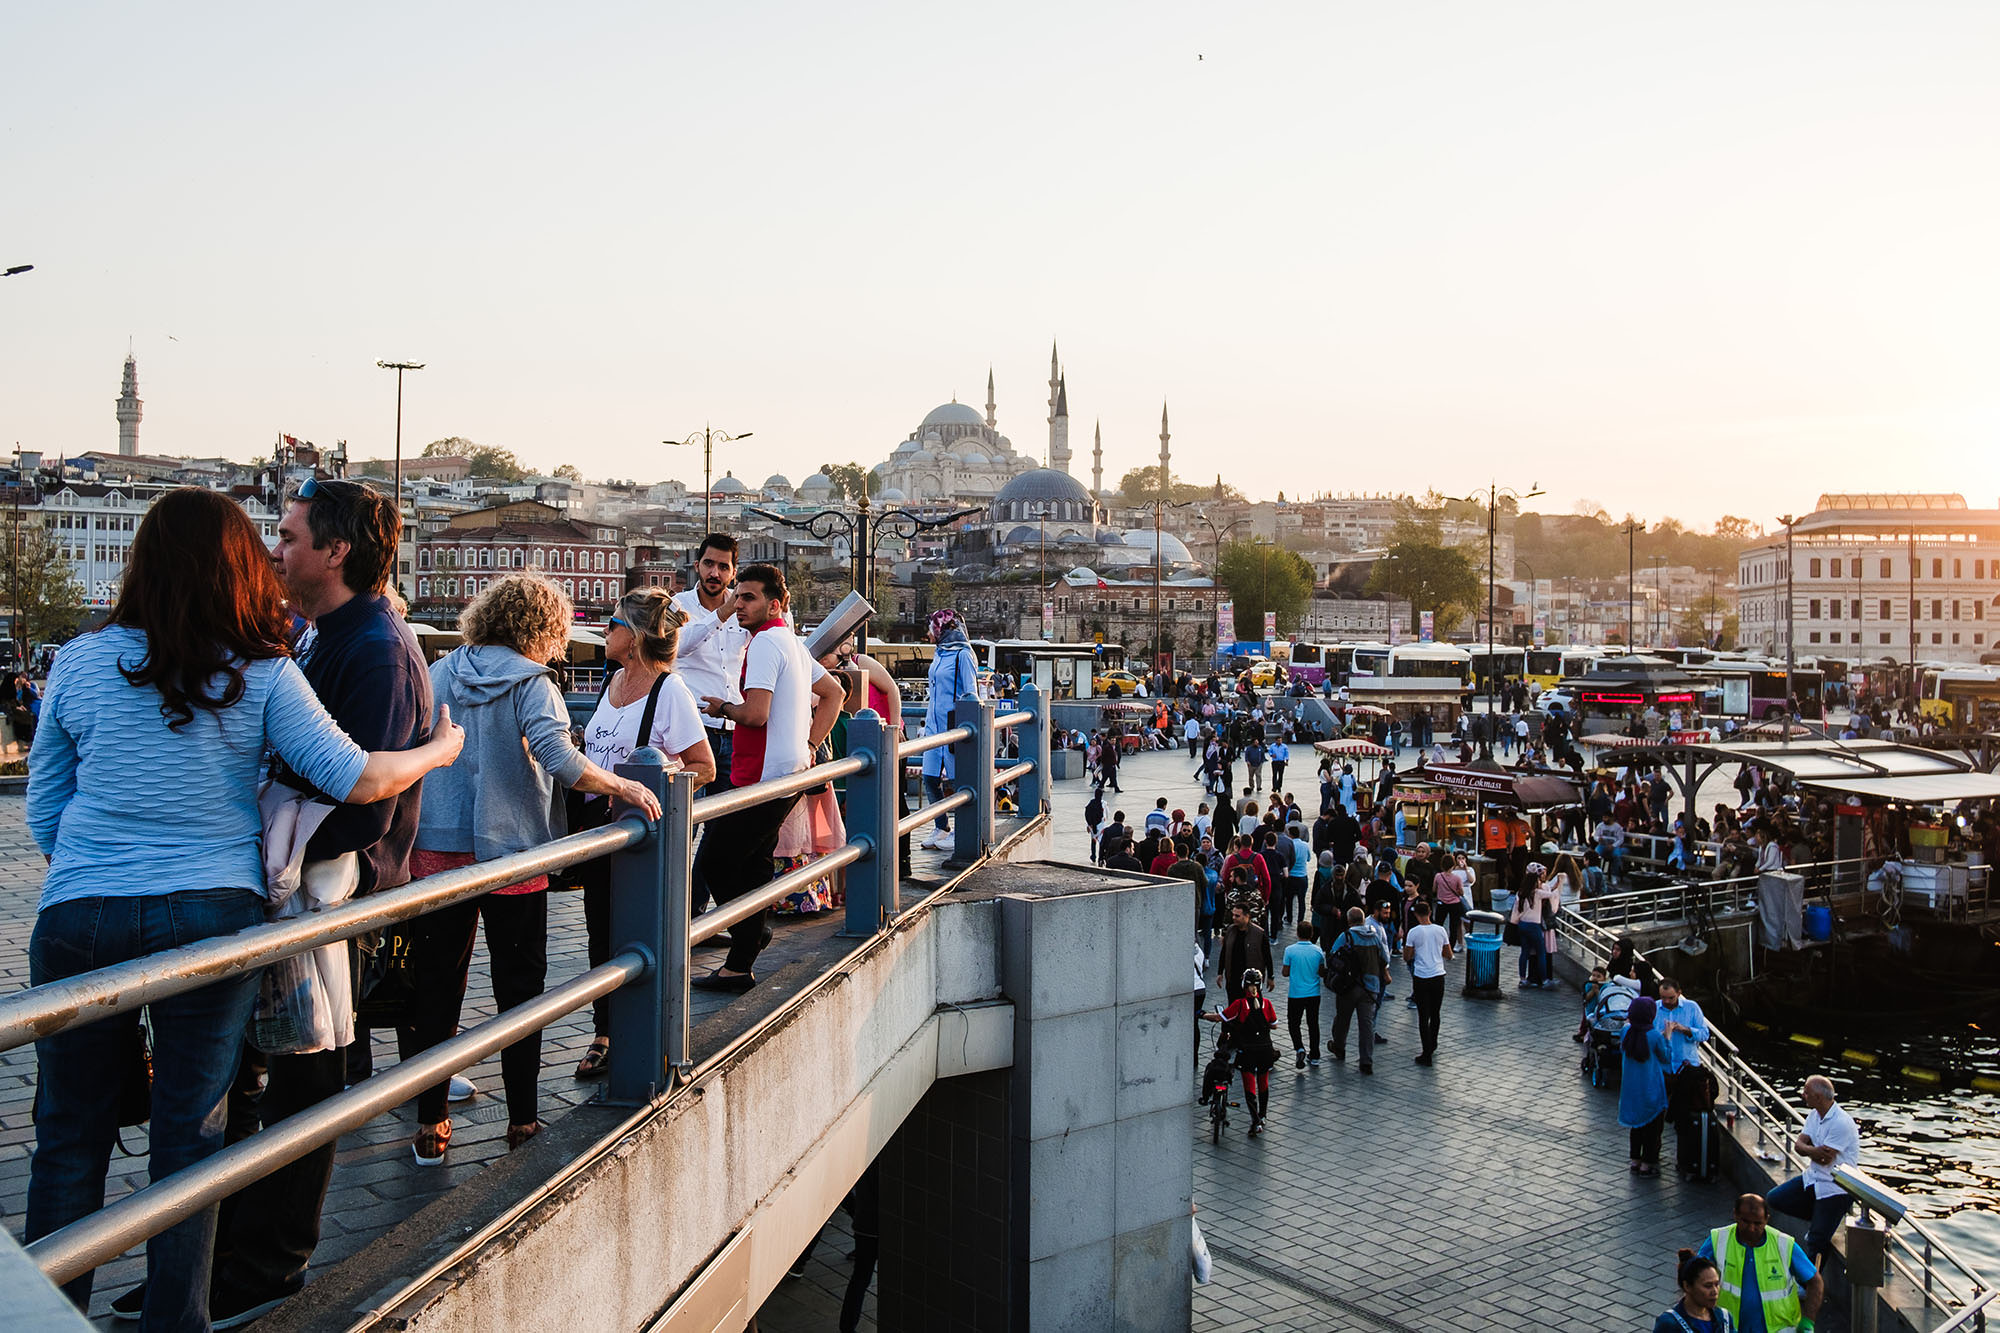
[448,1074,476,1102]
[1295,1050,1306,1069]
[211,1282,297,1331]
[1308,1056,1321,1066]
[1358,1065,1373,1075]
[1414,1053,1434,1067]
[110,1284,144,1321]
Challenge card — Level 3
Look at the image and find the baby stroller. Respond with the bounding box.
[1198,1028,1236,1143]
[1581,978,1636,1090]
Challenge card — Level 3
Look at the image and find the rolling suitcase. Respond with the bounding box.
[1681,1110,1721,1183]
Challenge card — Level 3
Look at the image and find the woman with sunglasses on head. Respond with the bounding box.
[570,590,715,1080]
[24,488,464,1329]
[404,574,667,1164]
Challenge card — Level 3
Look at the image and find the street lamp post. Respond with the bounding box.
[1517,558,1538,645]
[747,501,981,658]
[1649,555,1669,647]
[669,426,753,537]
[375,360,425,512]
[1452,483,1542,757]
[2,265,32,278]
[1778,513,1801,713]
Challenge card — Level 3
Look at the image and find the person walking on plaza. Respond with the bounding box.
[404,575,671,1163]
[1244,737,1266,792]
[26,488,463,1331]
[671,533,750,909]
[918,609,982,848]
[693,565,846,990]
[1269,737,1289,791]
[1217,894,1273,1003]
[1620,995,1672,1177]
[1281,920,1324,1068]
[1656,976,1715,1175]
[1766,1075,1860,1268]
[1694,1194,1823,1333]
[1326,906,1388,1074]
[1201,968,1278,1135]
[571,590,717,1079]
[1656,1251,1735,1333]
[211,476,447,1325]
[1402,899,1453,1065]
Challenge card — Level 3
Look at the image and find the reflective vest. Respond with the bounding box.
[1712,1225,1803,1332]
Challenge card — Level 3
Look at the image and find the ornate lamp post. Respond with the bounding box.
[669,426,753,536]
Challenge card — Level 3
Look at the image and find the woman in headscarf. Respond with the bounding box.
[918,609,981,851]
[1620,995,1673,1176]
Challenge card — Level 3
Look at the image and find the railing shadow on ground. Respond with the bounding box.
[0,686,1052,1319]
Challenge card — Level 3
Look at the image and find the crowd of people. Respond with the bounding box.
[18,485,926,1332]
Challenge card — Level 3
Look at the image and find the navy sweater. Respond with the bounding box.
[297,593,433,894]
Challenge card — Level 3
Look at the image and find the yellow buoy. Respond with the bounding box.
[1788,1033,1825,1049]
[1971,1076,2000,1095]
[1842,1050,1879,1067]
[1901,1066,1944,1085]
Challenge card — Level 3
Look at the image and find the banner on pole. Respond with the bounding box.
[1419,610,1434,643]
[1263,610,1277,642]
[1217,600,1235,648]
[1042,601,1054,639]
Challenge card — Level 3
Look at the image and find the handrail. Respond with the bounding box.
[1558,902,1995,1322]
[0,819,649,1055]
[2,686,1056,1305]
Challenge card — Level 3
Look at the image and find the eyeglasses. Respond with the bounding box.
[608,616,631,631]
[294,477,365,501]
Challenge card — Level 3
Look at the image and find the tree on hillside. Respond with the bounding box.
[1713,515,1758,541]
[817,461,878,503]
[421,437,527,481]
[1116,466,1242,506]
[553,463,583,482]
[1215,539,1314,637]
[1367,511,1480,635]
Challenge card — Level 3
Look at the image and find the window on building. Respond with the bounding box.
[564,550,575,570]
[1808,599,1821,619]
[1830,558,1842,579]
[1935,599,1944,620]
[1956,559,1964,579]
[1880,599,1891,618]
[419,549,431,570]
[1935,559,1944,578]
[1808,631,1821,644]
[564,579,574,598]
[480,548,492,568]
[447,578,458,597]
[609,552,620,572]
[1933,632,1943,645]
[1880,632,1892,644]
[1851,599,1862,619]
[1979,633,1987,646]
[1808,558,1821,578]
[1882,558,1893,578]
[1980,560,1988,579]
[417,578,429,599]
[1954,633,1962,645]
[594,550,605,571]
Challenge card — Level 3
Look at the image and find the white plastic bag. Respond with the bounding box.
[250,852,360,1055]
[1190,1215,1213,1286]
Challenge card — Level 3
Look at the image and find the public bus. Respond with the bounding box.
[863,641,936,699]
[1686,659,1825,721]
[1466,644,1527,692]
[1349,642,1391,681]
[1385,641,1473,686]
[1918,667,2000,728]
[1282,641,1330,688]
[967,638,1115,699]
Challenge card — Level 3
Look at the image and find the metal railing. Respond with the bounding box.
[0,686,1051,1301]
[1558,906,1993,1328]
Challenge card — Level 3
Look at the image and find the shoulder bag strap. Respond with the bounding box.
[636,671,668,750]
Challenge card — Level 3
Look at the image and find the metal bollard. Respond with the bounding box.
[1017,683,1050,818]
[1845,1215,1887,1333]
[950,694,995,868]
[841,710,899,937]
[605,756,692,1105]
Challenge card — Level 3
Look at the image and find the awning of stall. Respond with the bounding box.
[1421,764,1581,809]
[1315,738,1394,758]
[1794,771,2000,803]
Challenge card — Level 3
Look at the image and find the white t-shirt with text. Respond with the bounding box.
[583,672,708,773]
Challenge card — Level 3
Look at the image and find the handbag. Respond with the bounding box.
[553,670,666,892]
[1502,920,1521,945]
[116,1022,152,1128]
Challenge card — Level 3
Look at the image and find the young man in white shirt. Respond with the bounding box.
[1401,900,1455,1066]
[1768,1074,1862,1266]
[692,564,845,990]
[673,533,751,911]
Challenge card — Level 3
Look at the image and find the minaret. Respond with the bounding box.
[1091,420,1104,499]
[1051,376,1071,475]
[1159,402,1171,491]
[1046,341,1060,467]
[985,367,997,430]
[116,354,143,456]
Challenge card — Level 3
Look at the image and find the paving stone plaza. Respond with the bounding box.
[0,740,1761,1331]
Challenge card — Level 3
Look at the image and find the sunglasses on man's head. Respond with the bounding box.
[294,477,366,501]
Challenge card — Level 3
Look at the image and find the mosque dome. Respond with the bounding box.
[879,487,907,502]
[712,472,749,494]
[762,474,792,491]
[800,472,835,494]
[1121,529,1194,564]
[994,468,1092,509]
[959,451,990,466]
[1005,525,1039,544]
[921,402,984,429]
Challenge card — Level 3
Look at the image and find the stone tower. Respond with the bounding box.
[985,368,997,430]
[1091,420,1104,499]
[1050,377,1071,476]
[116,354,143,456]
[1158,401,1170,495]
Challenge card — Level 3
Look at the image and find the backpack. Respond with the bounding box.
[1322,930,1373,994]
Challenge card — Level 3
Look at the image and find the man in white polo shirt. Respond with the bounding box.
[692,563,845,991]
[672,533,750,911]
[1767,1074,1862,1267]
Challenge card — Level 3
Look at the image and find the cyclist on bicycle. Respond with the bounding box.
[1202,968,1279,1136]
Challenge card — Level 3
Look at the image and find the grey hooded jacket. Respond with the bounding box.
[414,644,590,860]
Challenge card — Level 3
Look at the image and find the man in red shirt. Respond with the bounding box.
[1222,834,1272,908]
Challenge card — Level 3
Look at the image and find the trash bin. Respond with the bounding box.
[1463,909,1506,995]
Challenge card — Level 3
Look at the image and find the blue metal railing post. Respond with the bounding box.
[950,695,995,868]
[606,754,687,1104]
[841,710,897,936]
[1017,683,1050,818]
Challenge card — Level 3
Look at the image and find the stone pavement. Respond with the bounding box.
[1047,744,1750,1333]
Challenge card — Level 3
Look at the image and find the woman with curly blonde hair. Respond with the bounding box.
[404,573,664,1164]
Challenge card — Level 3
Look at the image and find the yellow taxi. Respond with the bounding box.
[1243,658,1280,688]
[1092,668,1147,698]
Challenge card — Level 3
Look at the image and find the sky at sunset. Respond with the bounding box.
[3,2,1997,529]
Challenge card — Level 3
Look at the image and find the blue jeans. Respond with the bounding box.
[28,887,265,1329]
[923,773,952,832]
[1516,922,1548,983]
[1767,1174,1854,1262]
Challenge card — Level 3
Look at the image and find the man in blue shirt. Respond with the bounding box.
[1694,1193,1823,1332]
[1656,976,1715,1179]
[1281,922,1325,1068]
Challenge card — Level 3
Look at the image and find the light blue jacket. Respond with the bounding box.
[922,631,981,779]
[1619,1029,1673,1129]
[414,645,589,861]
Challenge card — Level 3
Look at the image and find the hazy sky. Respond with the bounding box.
[4,3,1997,528]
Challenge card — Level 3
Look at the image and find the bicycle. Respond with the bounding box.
[1198,1032,1236,1144]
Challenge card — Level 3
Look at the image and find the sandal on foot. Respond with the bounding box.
[574,1037,611,1080]
[506,1121,545,1151]
[413,1120,452,1167]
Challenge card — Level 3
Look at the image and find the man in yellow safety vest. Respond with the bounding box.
[1694,1193,1824,1333]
